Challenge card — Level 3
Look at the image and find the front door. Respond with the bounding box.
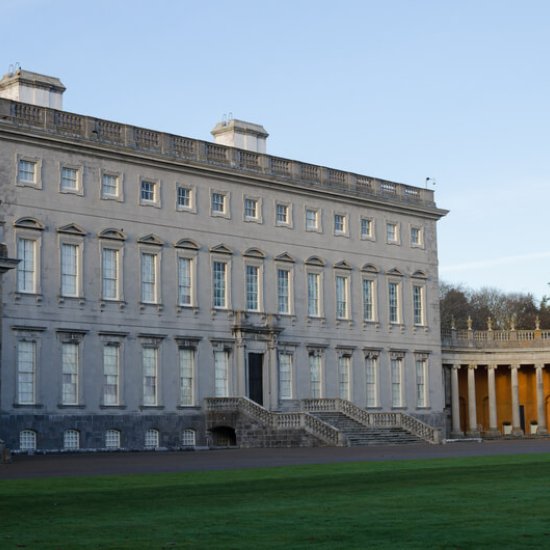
[248,353,263,406]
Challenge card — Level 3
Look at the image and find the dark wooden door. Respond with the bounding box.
[248,353,263,406]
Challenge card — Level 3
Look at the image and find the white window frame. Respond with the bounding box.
[277,267,293,315]
[308,350,323,398]
[61,342,79,405]
[105,429,121,449]
[365,353,379,408]
[20,430,37,451]
[278,351,293,400]
[60,165,82,194]
[275,202,292,227]
[142,346,159,406]
[179,347,195,406]
[103,342,121,406]
[101,246,122,301]
[391,355,404,408]
[335,274,350,320]
[362,277,377,322]
[360,217,375,240]
[145,428,160,449]
[176,184,195,212]
[140,179,160,207]
[140,251,160,304]
[17,156,41,188]
[245,263,262,312]
[17,340,36,405]
[214,349,230,397]
[333,212,348,237]
[63,429,80,450]
[212,259,230,309]
[410,225,424,248]
[177,256,194,307]
[60,242,81,298]
[305,207,321,232]
[413,284,426,326]
[307,271,322,318]
[388,280,402,324]
[338,354,352,401]
[386,221,400,244]
[415,356,429,408]
[243,196,262,223]
[101,171,122,200]
[16,236,39,294]
[182,429,196,447]
[211,190,230,218]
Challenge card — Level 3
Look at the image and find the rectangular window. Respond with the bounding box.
[60,243,79,297]
[214,350,229,397]
[177,186,191,208]
[363,279,374,321]
[178,257,193,306]
[61,342,78,405]
[180,348,195,406]
[244,198,258,219]
[18,159,37,184]
[389,281,400,323]
[278,352,293,400]
[61,167,79,191]
[309,352,322,398]
[413,285,424,325]
[334,213,346,234]
[103,344,120,406]
[307,272,320,317]
[212,261,227,308]
[246,265,260,311]
[365,356,378,407]
[411,226,422,246]
[211,192,226,214]
[361,217,373,239]
[305,208,319,231]
[102,248,119,300]
[102,173,119,198]
[17,341,36,404]
[416,358,427,407]
[336,275,349,319]
[276,203,289,225]
[386,222,398,243]
[17,238,36,293]
[143,347,158,406]
[338,355,351,401]
[141,180,156,202]
[391,357,403,407]
[277,269,290,314]
[141,252,157,303]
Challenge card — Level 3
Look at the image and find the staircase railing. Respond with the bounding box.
[205,397,345,446]
[301,398,440,444]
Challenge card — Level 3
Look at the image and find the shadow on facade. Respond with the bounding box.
[208,426,237,447]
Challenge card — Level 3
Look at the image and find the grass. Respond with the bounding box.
[2,454,550,549]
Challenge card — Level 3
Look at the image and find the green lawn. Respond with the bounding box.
[2,454,550,549]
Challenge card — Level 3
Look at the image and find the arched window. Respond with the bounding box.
[105,429,121,449]
[63,429,80,450]
[181,429,196,447]
[144,429,160,449]
[20,430,37,451]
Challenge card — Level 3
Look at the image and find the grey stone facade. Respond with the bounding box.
[0,70,448,452]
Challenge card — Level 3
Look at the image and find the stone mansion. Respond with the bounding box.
[4,68,541,453]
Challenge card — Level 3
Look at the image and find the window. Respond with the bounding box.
[63,429,80,450]
[336,275,349,319]
[182,429,196,446]
[18,159,37,184]
[413,285,425,325]
[386,222,399,244]
[212,261,227,309]
[276,203,290,225]
[277,269,291,314]
[244,197,259,220]
[61,167,79,192]
[391,356,403,407]
[141,180,156,203]
[145,429,160,449]
[105,429,121,449]
[61,342,79,405]
[365,355,378,407]
[278,352,293,400]
[307,272,321,317]
[245,265,260,311]
[388,281,401,324]
[338,355,351,401]
[211,192,226,215]
[334,213,347,235]
[177,186,192,209]
[178,257,193,306]
[305,208,319,231]
[103,344,120,406]
[363,279,375,321]
[20,430,37,451]
[101,173,119,198]
[180,348,195,406]
[143,347,158,406]
[411,226,422,246]
[416,358,428,407]
[17,341,36,404]
[214,350,229,397]
[60,243,79,297]
[17,238,37,293]
[361,217,374,239]
[309,352,322,398]
[102,248,120,300]
[141,252,158,303]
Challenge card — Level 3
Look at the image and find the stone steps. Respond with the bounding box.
[311,411,425,446]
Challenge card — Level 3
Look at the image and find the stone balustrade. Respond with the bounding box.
[0,97,436,208]
[442,327,550,349]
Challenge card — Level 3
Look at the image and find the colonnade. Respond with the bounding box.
[449,364,548,437]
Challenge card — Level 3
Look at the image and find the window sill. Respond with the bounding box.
[57,404,86,409]
[13,403,44,409]
[100,405,127,410]
[139,405,165,411]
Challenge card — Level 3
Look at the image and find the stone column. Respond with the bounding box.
[467,365,479,436]
[487,364,499,435]
[235,336,246,397]
[535,364,547,435]
[450,365,463,437]
[510,365,523,436]
[268,339,279,411]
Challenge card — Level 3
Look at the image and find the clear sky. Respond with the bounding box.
[3,0,549,299]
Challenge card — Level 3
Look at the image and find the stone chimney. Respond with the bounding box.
[0,68,65,109]
[211,119,268,153]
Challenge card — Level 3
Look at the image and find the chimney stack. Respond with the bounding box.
[0,68,65,110]
[211,119,268,153]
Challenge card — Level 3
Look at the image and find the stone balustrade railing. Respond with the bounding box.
[442,328,550,349]
[301,398,440,443]
[205,397,344,446]
[0,98,436,208]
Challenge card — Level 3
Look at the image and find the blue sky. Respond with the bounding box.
[3,0,550,299]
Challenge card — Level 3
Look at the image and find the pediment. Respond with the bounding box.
[305,255,325,267]
[412,270,428,279]
[57,223,86,236]
[137,234,163,246]
[210,244,232,255]
[386,268,403,277]
[14,217,44,230]
[275,252,295,263]
[333,260,352,271]
[99,228,126,241]
[243,248,265,259]
[175,239,199,250]
[361,263,379,273]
